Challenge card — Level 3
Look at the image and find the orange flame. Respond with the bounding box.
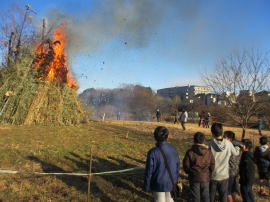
[33,24,77,89]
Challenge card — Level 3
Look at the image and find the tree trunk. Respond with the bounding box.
[241,127,246,140]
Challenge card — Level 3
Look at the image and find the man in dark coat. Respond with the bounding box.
[144,126,180,202]
[183,132,215,202]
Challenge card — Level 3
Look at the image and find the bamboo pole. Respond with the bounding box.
[87,146,93,202]
[42,18,46,41]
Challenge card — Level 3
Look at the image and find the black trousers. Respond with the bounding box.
[240,184,255,202]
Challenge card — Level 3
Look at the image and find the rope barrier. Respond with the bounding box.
[0,166,144,176]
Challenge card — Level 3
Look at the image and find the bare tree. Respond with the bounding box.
[203,49,270,138]
[0,3,37,66]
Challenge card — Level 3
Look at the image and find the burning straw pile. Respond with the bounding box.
[0,25,87,125]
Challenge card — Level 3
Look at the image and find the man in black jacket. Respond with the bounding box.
[239,139,255,202]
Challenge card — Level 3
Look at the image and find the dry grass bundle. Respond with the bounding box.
[0,53,87,125]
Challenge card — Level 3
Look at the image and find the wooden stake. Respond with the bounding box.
[126,131,129,139]
[87,146,93,202]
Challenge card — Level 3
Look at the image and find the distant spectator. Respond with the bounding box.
[224,131,242,202]
[258,118,263,136]
[179,110,188,131]
[209,123,240,202]
[183,132,215,202]
[202,111,207,128]
[204,113,211,128]
[102,113,106,121]
[239,139,255,202]
[143,126,180,202]
[254,136,270,196]
[116,111,121,120]
[198,112,203,127]
[173,111,178,124]
[156,108,161,122]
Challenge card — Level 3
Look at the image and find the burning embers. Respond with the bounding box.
[33,25,77,89]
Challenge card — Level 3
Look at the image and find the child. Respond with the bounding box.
[209,123,239,202]
[144,126,180,202]
[239,139,255,202]
[183,132,215,202]
[224,131,242,202]
[254,136,270,196]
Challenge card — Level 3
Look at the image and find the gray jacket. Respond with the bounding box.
[209,138,240,180]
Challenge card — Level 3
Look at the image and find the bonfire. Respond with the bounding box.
[33,25,77,88]
[0,25,87,125]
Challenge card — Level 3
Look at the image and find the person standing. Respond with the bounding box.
[205,113,211,128]
[258,117,263,136]
[116,111,121,120]
[144,126,180,202]
[208,123,240,202]
[201,111,206,128]
[198,112,203,127]
[254,136,270,196]
[102,113,106,121]
[156,108,161,122]
[173,111,178,124]
[239,139,255,202]
[224,131,242,202]
[179,110,188,131]
[183,132,215,202]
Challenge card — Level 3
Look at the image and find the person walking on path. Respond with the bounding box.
[179,110,188,131]
[254,136,270,196]
[208,122,240,202]
[224,131,242,202]
[183,132,215,202]
[143,126,180,202]
[239,139,255,202]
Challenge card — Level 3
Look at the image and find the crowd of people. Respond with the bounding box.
[143,123,270,202]
[198,111,211,128]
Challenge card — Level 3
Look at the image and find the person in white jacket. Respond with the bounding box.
[179,110,188,131]
[209,122,240,202]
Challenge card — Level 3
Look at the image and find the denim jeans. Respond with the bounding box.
[153,192,174,202]
[190,182,210,202]
[210,179,228,202]
[240,185,255,202]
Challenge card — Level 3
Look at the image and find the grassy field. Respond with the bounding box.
[0,121,269,201]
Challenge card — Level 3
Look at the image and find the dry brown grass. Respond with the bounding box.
[0,121,269,201]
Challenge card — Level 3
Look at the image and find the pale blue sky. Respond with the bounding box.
[1,0,270,92]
